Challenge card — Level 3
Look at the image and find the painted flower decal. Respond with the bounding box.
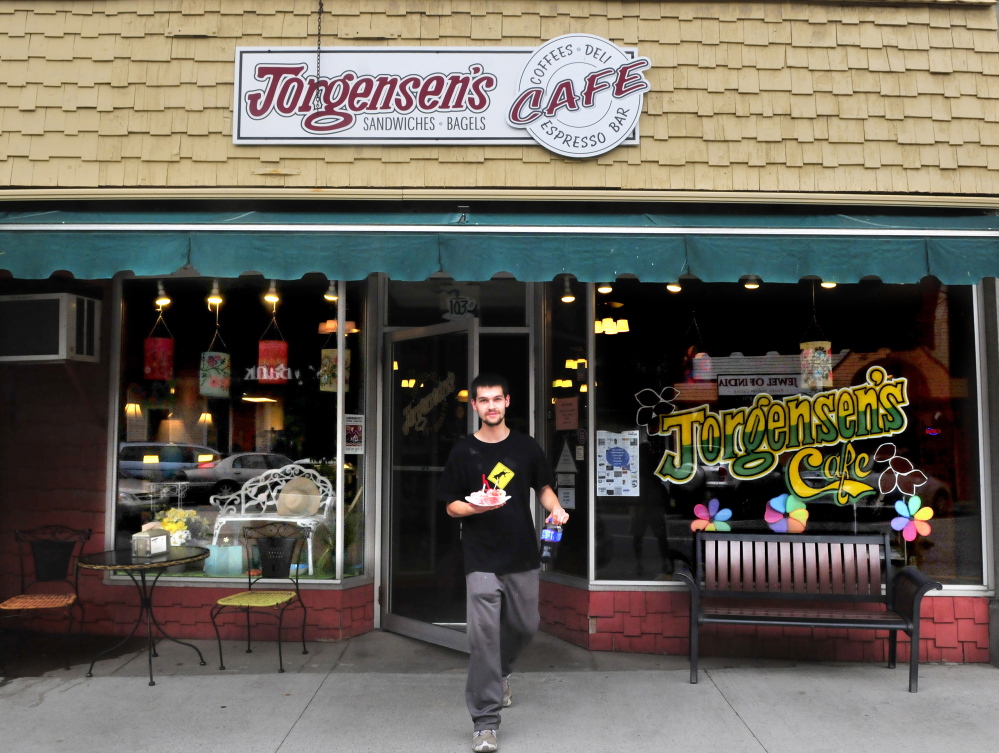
[873,443,927,496]
[691,498,733,532]
[634,387,678,434]
[891,495,934,541]
[765,493,808,533]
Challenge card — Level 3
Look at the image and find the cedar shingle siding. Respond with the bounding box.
[0,0,997,194]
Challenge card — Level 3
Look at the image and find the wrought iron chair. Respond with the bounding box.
[0,526,92,674]
[210,523,309,673]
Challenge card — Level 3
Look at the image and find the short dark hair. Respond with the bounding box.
[470,373,509,400]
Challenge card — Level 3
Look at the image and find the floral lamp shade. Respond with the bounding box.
[199,351,231,397]
[800,340,832,392]
[319,348,350,393]
[258,340,288,385]
[143,337,174,380]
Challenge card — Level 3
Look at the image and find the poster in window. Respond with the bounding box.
[555,397,579,431]
[595,430,640,497]
[345,414,364,454]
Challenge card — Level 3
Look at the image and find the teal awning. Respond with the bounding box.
[1,208,997,284]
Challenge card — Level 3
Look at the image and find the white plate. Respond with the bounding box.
[465,492,510,507]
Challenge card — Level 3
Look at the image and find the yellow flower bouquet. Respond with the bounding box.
[155,507,212,546]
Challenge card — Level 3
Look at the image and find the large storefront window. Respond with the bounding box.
[594,279,983,586]
[115,276,365,581]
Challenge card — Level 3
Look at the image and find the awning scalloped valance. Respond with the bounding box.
[1,209,997,284]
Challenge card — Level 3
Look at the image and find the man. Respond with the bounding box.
[437,373,570,753]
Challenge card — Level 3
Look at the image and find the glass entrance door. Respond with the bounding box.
[382,320,477,651]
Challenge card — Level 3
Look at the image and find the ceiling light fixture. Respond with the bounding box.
[597,283,613,294]
[666,282,682,293]
[264,280,280,305]
[561,277,576,303]
[155,281,171,308]
[207,279,223,308]
[323,281,338,302]
[820,280,838,289]
[742,275,761,290]
[616,319,630,333]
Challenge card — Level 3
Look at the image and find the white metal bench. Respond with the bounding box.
[209,464,333,576]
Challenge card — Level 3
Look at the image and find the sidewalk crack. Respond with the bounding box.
[274,672,331,753]
[705,670,770,753]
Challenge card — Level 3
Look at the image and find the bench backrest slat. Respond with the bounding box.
[694,532,891,604]
[867,544,882,595]
[830,543,845,595]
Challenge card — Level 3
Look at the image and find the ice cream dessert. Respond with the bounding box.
[466,475,509,507]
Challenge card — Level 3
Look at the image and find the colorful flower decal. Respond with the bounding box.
[891,495,934,541]
[691,498,733,532]
[765,493,809,533]
[873,443,927,496]
[634,387,678,434]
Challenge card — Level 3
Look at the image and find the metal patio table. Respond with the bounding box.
[78,546,210,686]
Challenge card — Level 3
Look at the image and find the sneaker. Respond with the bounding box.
[502,675,512,707]
[472,729,498,752]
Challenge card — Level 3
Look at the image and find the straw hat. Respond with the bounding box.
[276,476,322,516]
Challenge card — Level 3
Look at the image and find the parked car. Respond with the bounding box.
[184,452,293,496]
[118,442,221,487]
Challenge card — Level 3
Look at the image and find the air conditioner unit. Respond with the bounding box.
[0,293,101,363]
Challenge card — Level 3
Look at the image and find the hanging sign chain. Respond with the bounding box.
[313,0,324,111]
[207,305,228,353]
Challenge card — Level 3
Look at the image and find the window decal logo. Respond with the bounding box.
[652,366,908,507]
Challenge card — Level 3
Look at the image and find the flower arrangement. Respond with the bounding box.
[156,507,212,546]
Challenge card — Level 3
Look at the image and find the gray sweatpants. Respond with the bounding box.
[465,568,540,731]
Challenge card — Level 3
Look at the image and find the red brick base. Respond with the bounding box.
[540,581,990,663]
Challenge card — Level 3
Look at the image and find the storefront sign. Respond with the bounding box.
[718,374,801,396]
[654,366,909,506]
[233,34,648,158]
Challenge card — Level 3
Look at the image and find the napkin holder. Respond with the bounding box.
[132,523,169,557]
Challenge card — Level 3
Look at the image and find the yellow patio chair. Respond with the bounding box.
[210,522,308,672]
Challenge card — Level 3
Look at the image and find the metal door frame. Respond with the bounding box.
[380,318,478,652]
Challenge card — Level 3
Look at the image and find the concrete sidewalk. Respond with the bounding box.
[1,630,996,753]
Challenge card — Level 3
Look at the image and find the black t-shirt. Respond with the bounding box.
[436,431,556,575]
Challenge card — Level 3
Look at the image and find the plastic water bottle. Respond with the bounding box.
[539,524,562,565]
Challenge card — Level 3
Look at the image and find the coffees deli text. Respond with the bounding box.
[653,367,909,506]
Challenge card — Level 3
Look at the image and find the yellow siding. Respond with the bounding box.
[0,0,997,194]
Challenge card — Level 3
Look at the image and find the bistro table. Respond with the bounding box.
[78,546,210,686]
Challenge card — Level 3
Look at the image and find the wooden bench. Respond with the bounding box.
[210,464,333,576]
[675,531,942,692]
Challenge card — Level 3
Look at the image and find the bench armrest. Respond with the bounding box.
[210,492,242,516]
[891,566,942,623]
[673,560,700,614]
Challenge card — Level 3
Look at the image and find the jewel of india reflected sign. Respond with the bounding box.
[653,367,910,506]
[233,34,650,158]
